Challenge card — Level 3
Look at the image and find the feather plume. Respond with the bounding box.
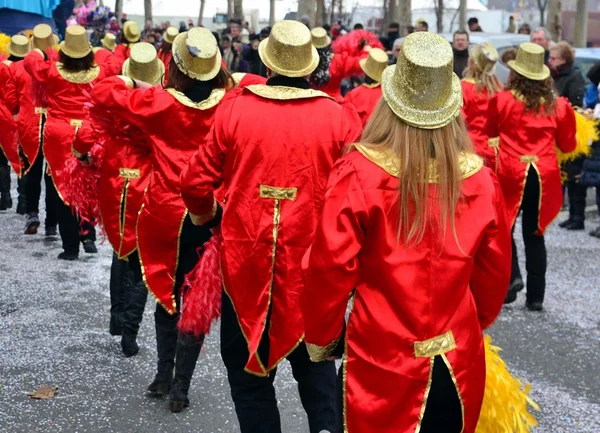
[332,30,384,57]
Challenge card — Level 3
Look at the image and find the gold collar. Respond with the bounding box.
[3,60,12,67]
[510,89,546,104]
[245,85,332,101]
[362,82,381,89]
[354,144,483,182]
[166,88,226,110]
[56,63,100,84]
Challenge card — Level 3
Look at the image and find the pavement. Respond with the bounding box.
[1,175,599,433]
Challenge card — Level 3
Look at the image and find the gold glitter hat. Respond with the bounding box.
[101,33,117,51]
[122,42,164,85]
[32,24,55,51]
[359,48,388,82]
[381,32,462,130]
[259,20,319,77]
[311,27,331,49]
[60,25,92,59]
[163,26,179,44]
[8,35,30,58]
[507,42,550,81]
[123,21,141,43]
[172,28,221,81]
[470,42,498,72]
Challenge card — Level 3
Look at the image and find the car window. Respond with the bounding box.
[575,59,597,84]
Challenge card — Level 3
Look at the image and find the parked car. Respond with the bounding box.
[574,48,600,83]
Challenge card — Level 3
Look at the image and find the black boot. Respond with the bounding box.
[16,174,26,214]
[0,165,12,210]
[147,310,178,396]
[109,254,126,336]
[169,332,204,413]
[121,279,148,357]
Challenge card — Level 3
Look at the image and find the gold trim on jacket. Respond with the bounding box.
[245,84,333,101]
[166,88,226,110]
[56,63,100,84]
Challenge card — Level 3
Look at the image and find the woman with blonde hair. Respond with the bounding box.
[461,42,504,169]
[486,42,576,309]
[302,32,511,433]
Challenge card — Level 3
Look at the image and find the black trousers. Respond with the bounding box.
[566,179,587,223]
[511,167,547,303]
[24,146,58,228]
[57,200,95,254]
[221,293,337,433]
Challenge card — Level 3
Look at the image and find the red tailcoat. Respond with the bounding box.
[94,48,123,77]
[302,147,511,433]
[461,79,497,169]
[180,84,362,376]
[344,83,382,127]
[485,91,577,233]
[157,48,172,85]
[92,76,227,313]
[114,44,131,64]
[4,60,44,168]
[24,50,115,203]
[317,52,367,101]
[232,72,267,87]
[0,60,20,173]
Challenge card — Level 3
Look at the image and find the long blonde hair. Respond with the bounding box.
[360,99,473,248]
[463,59,504,97]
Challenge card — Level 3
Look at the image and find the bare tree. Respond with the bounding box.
[388,0,397,30]
[574,0,588,47]
[316,0,326,26]
[338,0,343,18]
[198,0,206,27]
[228,0,234,19]
[434,0,444,32]
[114,0,123,21]
[270,0,276,25]
[459,0,467,30]
[144,0,153,24]
[298,0,317,25]
[234,0,244,20]
[547,0,562,41]
[536,0,548,26]
[397,0,412,36]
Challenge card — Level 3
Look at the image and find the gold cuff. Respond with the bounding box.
[189,199,217,225]
[414,330,456,358]
[306,337,340,362]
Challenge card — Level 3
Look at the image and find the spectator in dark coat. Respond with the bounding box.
[452,30,469,77]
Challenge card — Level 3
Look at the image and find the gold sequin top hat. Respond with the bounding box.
[381,32,461,130]
[122,42,165,85]
[32,24,55,51]
[470,42,498,73]
[8,35,30,58]
[507,42,550,81]
[123,21,141,43]
[360,48,388,82]
[259,20,319,77]
[101,33,117,51]
[163,26,179,44]
[172,27,221,81]
[60,25,92,59]
[311,27,331,49]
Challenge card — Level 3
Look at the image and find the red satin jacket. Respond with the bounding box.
[114,44,131,64]
[24,50,116,203]
[302,147,511,433]
[180,83,362,376]
[316,52,368,101]
[485,91,577,233]
[92,76,227,313]
[344,83,382,127]
[0,60,20,174]
[157,48,172,86]
[461,79,498,170]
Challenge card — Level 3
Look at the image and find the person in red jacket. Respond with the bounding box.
[486,42,577,309]
[180,20,362,433]
[91,27,232,413]
[461,42,504,170]
[157,26,179,85]
[100,32,117,53]
[343,47,387,127]
[302,32,511,433]
[72,42,165,358]
[24,25,118,259]
[114,21,140,64]
[309,26,368,101]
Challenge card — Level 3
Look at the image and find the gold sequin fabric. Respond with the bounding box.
[172,28,221,81]
[166,88,226,110]
[56,63,100,84]
[245,84,332,101]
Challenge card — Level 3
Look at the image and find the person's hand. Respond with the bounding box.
[134,80,153,89]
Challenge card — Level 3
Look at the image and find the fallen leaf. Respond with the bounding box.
[27,386,58,399]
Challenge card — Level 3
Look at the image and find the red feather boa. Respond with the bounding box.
[178,230,224,338]
[332,30,384,56]
[30,48,59,107]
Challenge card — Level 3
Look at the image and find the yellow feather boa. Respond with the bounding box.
[0,33,10,57]
[475,335,540,433]
[556,109,597,166]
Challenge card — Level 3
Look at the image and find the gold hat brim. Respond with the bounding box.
[101,39,116,50]
[381,64,462,130]
[313,35,331,49]
[258,38,320,78]
[164,33,178,44]
[8,47,26,58]
[359,57,383,82]
[122,58,165,85]
[59,41,92,59]
[507,60,550,81]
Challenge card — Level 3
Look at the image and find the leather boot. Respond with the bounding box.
[121,279,148,357]
[0,165,12,210]
[147,311,178,396]
[109,254,126,336]
[169,332,204,413]
[16,174,26,214]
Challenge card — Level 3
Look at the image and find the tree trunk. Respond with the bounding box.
[388,0,397,31]
[270,0,276,25]
[459,0,467,30]
[537,0,548,27]
[144,0,152,24]
[397,0,412,36]
[234,0,243,20]
[547,0,562,41]
[114,0,123,21]
[316,0,326,26]
[574,0,587,47]
[198,0,206,27]
[298,0,317,26]
[338,0,343,18]
[228,0,234,19]
[435,0,444,33]
[330,0,336,24]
